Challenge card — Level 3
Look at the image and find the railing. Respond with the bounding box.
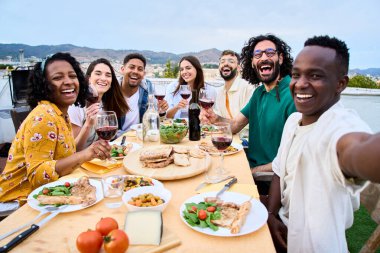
[148,78,224,87]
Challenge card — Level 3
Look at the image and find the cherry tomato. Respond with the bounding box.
[118,153,124,157]
[190,206,197,213]
[76,230,103,253]
[206,206,216,212]
[198,209,207,220]
[96,217,119,236]
[64,182,70,187]
[104,229,129,253]
[42,188,49,195]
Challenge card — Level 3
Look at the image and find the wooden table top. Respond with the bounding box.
[0,134,275,253]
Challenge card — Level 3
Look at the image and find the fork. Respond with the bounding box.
[0,206,58,240]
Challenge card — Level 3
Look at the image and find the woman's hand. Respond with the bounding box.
[158,99,169,112]
[85,103,101,126]
[176,99,188,109]
[200,107,218,124]
[85,139,111,160]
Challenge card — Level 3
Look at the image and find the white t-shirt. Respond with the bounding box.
[122,91,140,131]
[67,105,97,148]
[272,102,372,253]
[281,122,315,226]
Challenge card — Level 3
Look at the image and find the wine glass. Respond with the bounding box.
[199,87,216,137]
[199,87,215,110]
[207,122,232,182]
[86,83,99,106]
[154,83,166,118]
[179,83,191,116]
[95,111,118,163]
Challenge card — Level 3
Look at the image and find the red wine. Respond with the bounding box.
[155,95,165,101]
[159,112,166,117]
[180,93,191,99]
[199,99,215,109]
[212,137,232,151]
[96,126,117,140]
[86,96,99,104]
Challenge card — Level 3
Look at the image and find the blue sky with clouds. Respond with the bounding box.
[1,0,379,68]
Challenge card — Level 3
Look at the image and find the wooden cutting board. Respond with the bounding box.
[123,146,211,180]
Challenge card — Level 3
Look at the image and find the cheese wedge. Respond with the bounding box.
[124,211,163,245]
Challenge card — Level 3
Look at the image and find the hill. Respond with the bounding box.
[0,43,222,64]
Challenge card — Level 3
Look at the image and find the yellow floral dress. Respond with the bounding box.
[0,100,76,204]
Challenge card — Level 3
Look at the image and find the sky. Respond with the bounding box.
[1,0,379,69]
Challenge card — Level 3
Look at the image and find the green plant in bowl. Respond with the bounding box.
[160,124,188,144]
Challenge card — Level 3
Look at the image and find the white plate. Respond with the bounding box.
[27,178,103,213]
[179,191,268,237]
[121,175,164,191]
[201,142,243,156]
[109,141,142,159]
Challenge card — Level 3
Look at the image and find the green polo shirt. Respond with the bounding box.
[241,75,296,168]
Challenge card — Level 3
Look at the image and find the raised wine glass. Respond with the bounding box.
[154,83,166,118]
[86,83,99,106]
[199,87,216,137]
[207,122,232,182]
[199,87,215,110]
[95,111,118,163]
[179,83,191,116]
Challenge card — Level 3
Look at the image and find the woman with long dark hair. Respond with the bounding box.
[68,58,129,150]
[165,55,216,119]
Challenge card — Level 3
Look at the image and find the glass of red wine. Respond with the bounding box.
[86,83,99,106]
[179,83,191,115]
[154,83,166,118]
[208,122,232,181]
[199,87,216,137]
[95,111,118,163]
[199,87,215,110]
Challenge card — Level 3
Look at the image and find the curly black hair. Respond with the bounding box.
[86,58,130,117]
[304,35,349,76]
[27,52,88,109]
[240,34,293,85]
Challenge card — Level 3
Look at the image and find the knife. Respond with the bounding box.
[216,177,238,198]
[0,206,66,253]
[195,175,235,191]
[120,135,126,146]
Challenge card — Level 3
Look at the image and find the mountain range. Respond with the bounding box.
[1,43,379,76]
[0,43,222,64]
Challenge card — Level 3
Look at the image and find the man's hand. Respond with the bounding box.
[200,107,218,124]
[267,214,287,252]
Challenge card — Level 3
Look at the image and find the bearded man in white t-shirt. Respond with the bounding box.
[119,53,168,131]
[266,35,380,253]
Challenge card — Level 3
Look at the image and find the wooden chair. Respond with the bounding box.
[10,106,31,132]
[359,183,380,253]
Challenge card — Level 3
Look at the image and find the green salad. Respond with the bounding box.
[183,201,221,231]
[160,124,188,144]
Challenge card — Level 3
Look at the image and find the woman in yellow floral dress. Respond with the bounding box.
[0,53,111,214]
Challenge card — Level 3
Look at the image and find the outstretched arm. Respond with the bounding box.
[337,132,380,183]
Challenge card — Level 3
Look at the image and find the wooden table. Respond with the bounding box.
[0,134,275,253]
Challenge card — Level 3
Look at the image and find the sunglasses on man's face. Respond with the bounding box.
[252,48,277,59]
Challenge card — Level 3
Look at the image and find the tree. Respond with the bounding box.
[163,60,178,78]
[348,75,379,89]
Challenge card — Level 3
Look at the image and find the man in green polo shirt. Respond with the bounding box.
[200,34,296,177]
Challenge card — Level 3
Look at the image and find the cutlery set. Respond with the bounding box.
[0,205,67,253]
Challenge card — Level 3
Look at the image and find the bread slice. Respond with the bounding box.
[140,146,173,161]
[173,153,190,166]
